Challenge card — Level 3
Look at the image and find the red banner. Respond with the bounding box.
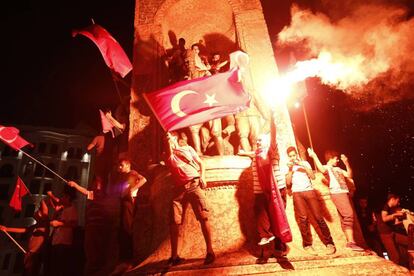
[72,24,132,78]
[255,148,292,243]
[9,177,29,212]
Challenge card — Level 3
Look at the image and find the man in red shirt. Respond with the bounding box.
[165,131,215,265]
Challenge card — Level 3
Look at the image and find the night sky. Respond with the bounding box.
[2,0,413,209]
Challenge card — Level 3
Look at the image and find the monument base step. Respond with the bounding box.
[127,250,411,275]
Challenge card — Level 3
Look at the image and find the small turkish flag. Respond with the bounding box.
[0,125,31,151]
[9,177,29,212]
[99,110,115,137]
[143,69,251,131]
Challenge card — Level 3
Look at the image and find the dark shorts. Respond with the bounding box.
[171,178,209,225]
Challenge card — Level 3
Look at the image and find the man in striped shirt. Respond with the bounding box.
[251,133,288,254]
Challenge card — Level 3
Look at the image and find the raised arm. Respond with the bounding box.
[268,112,279,159]
[106,111,126,131]
[68,181,92,199]
[0,225,26,234]
[285,162,293,188]
[341,154,353,179]
[302,161,315,180]
[165,132,175,158]
[87,136,98,151]
[136,173,147,189]
[307,148,327,174]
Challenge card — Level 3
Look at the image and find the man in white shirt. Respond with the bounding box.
[286,146,335,255]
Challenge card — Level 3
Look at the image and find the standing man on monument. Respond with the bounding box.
[164,131,216,265]
[285,146,336,255]
[247,113,291,258]
[308,148,364,251]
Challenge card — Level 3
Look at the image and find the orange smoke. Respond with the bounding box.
[277,3,414,106]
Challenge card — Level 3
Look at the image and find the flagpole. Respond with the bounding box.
[111,72,124,105]
[111,73,130,88]
[302,101,314,150]
[19,151,68,183]
[1,229,27,254]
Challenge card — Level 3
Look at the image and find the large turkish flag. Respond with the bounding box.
[143,69,251,131]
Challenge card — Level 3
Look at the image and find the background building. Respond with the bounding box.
[0,125,95,276]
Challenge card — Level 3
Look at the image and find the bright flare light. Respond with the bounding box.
[260,50,369,110]
[262,75,294,109]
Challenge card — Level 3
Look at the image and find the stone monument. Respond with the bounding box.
[126,0,410,274]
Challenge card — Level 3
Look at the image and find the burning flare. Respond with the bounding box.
[276,3,414,107]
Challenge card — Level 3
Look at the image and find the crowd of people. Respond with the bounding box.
[1,188,79,276]
[1,37,413,275]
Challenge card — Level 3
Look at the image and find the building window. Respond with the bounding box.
[43,182,52,195]
[23,161,34,177]
[38,143,47,154]
[75,148,83,159]
[34,164,45,177]
[1,147,18,157]
[0,206,3,224]
[0,184,9,200]
[29,179,41,194]
[0,164,14,178]
[65,166,79,181]
[44,163,56,178]
[2,253,11,270]
[24,204,35,218]
[67,148,75,159]
[13,253,24,273]
[49,144,58,155]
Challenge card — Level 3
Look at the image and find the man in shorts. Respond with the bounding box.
[165,131,215,265]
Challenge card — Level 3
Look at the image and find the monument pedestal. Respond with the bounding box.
[127,156,409,275]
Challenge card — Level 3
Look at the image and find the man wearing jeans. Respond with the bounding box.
[308,148,364,251]
[286,146,336,255]
[165,131,215,266]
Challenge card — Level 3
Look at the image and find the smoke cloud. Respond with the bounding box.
[277,3,414,108]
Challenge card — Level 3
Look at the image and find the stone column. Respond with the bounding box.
[234,8,297,164]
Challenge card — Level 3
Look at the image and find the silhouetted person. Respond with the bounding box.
[49,188,78,276]
[87,132,114,189]
[377,194,410,266]
[0,200,50,276]
[119,171,146,268]
[355,196,383,256]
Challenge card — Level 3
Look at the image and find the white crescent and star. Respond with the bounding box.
[171,90,219,117]
[0,126,19,144]
[204,93,218,107]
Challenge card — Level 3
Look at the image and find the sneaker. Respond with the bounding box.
[346,242,364,252]
[258,237,270,246]
[204,252,216,265]
[325,244,336,255]
[167,256,185,266]
[304,246,318,256]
